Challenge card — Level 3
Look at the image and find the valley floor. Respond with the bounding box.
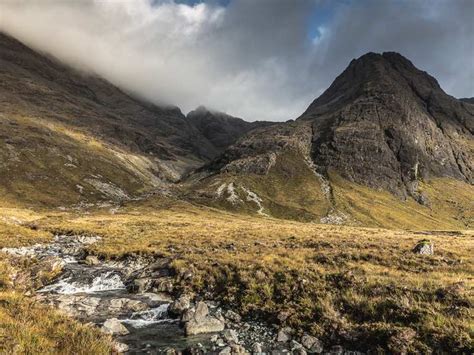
[0,201,472,353]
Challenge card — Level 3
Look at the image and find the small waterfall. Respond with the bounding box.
[122,304,174,328]
[39,271,126,294]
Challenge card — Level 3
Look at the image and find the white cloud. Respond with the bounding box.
[0,0,473,121]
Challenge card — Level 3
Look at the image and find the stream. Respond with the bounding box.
[3,234,214,353]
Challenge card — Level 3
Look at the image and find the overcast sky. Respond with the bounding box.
[1,0,473,121]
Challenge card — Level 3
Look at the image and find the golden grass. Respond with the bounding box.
[0,207,112,354]
[24,202,473,352]
[0,291,112,354]
[0,202,472,352]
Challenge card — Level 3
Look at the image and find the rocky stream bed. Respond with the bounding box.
[2,234,360,354]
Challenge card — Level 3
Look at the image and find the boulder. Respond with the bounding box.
[169,294,191,317]
[222,329,239,344]
[184,316,225,336]
[101,318,129,335]
[300,335,323,353]
[219,347,232,355]
[194,301,209,321]
[224,309,242,323]
[54,295,101,317]
[132,278,152,293]
[181,308,196,322]
[84,255,100,266]
[230,344,247,354]
[108,298,148,313]
[112,341,129,353]
[184,301,225,336]
[277,327,293,342]
[413,240,434,255]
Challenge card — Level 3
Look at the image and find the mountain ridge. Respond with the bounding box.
[189,51,473,228]
[0,31,264,206]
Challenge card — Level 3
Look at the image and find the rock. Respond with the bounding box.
[163,348,178,355]
[300,335,323,353]
[132,278,152,293]
[252,342,263,353]
[219,347,232,355]
[156,278,174,293]
[277,310,291,323]
[277,327,293,342]
[291,340,303,350]
[194,301,209,321]
[142,292,174,303]
[184,316,225,336]
[222,329,239,344]
[84,255,100,265]
[230,344,247,354]
[108,298,148,313]
[54,295,101,317]
[224,309,242,323]
[413,240,434,255]
[112,341,129,353]
[184,301,225,336]
[182,308,196,322]
[293,348,307,355]
[101,318,129,335]
[169,294,191,317]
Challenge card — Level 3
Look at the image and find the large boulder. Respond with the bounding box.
[101,318,129,335]
[184,301,225,336]
[412,240,434,255]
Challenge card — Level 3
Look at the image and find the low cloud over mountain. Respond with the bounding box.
[1,0,472,121]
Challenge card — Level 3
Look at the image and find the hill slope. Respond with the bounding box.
[188,52,474,229]
[0,32,261,206]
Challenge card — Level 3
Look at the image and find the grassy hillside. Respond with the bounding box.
[0,114,166,207]
[188,149,474,230]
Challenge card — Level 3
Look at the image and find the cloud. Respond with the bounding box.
[0,0,473,121]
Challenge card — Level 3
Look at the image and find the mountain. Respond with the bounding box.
[460,97,474,104]
[0,32,261,206]
[187,106,273,156]
[189,52,474,229]
[1,31,472,228]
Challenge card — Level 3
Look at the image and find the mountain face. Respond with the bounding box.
[0,32,261,206]
[1,31,472,227]
[187,106,273,157]
[191,52,473,229]
[300,52,473,200]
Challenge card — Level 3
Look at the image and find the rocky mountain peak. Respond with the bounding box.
[295,52,473,200]
[300,51,445,120]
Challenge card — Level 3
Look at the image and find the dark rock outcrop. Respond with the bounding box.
[186,106,273,159]
[299,52,473,198]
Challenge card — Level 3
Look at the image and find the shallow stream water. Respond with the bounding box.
[3,235,212,353]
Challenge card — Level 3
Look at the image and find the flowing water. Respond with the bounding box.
[3,235,212,353]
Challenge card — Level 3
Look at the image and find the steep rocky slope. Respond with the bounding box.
[189,52,473,229]
[301,52,472,199]
[187,106,273,157]
[0,32,260,206]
